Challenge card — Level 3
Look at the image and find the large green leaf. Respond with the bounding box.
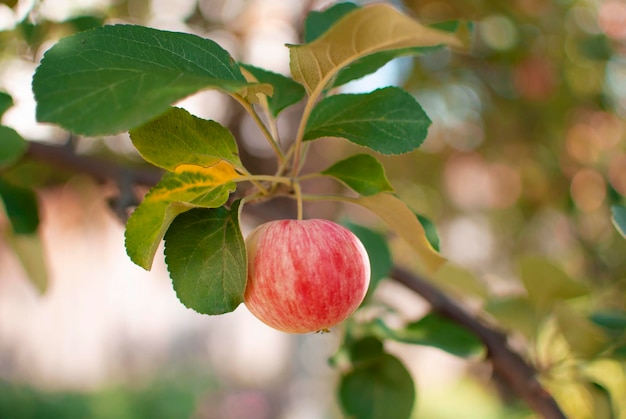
[344,222,392,300]
[164,202,247,315]
[339,336,415,419]
[240,64,305,117]
[129,107,242,171]
[374,315,484,358]
[33,25,271,136]
[124,162,239,270]
[289,3,465,96]
[304,2,358,43]
[322,154,393,196]
[0,126,28,169]
[0,178,39,234]
[351,193,446,273]
[611,205,626,239]
[304,87,431,155]
[518,256,589,310]
[0,91,13,118]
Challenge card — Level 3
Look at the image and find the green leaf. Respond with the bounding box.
[164,202,247,315]
[416,213,440,252]
[484,296,541,339]
[322,154,393,196]
[0,91,13,118]
[346,336,385,363]
[304,87,431,155]
[0,178,39,234]
[611,205,626,239]
[518,256,590,310]
[589,311,626,331]
[289,3,465,96]
[124,162,239,270]
[304,2,359,43]
[374,315,484,358]
[351,193,446,273]
[340,340,415,419]
[33,24,271,136]
[344,222,392,300]
[0,126,28,169]
[4,231,48,293]
[240,64,305,117]
[129,107,242,171]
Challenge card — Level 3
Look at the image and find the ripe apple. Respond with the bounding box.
[244,219,371,333]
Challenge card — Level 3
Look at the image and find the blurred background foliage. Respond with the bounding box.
[0,0,625,418]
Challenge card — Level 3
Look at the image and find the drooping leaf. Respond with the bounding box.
[4,231,48,293]
[351,193,446,273]
[554,303,609,359]
[322,154,393,196]
[0,126,28,169]
[304,2,359,43]
[0,91,13,118]
[374,315,484,358]
[164,201,247,315]
[33,25,271,136]
[129,107,242,171]
[289,3,465,96]
[416,213,440,252]
[344,222,392,300]
[304,87,431,155]
[240,64,305,117]
[125,161,239,270]
[518,256,589,310]
[340,337,415,419]
[611,205,626,239]
[0,178,39,234]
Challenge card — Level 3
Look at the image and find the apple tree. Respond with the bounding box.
[1,1,626,418]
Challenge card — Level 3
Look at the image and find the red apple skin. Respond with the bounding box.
[244,219,371,334]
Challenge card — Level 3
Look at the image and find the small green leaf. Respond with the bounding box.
[240,64,305,117]
[416,213,440,252]
[375,315,484,358]
[611,205,626,239]
[33,25,268,136]
[518,256,590,310]
[0,91,13,118]
[304,87,431,155]
[484,296,541,339]
[4,231,48,293]
[0,178,39,234]
[304,2,359,43]
[129,107,242,171]
[589,311,626,331]
[344,222,392,300]
[346,336,385,363]
[164,202,247,315]
[0,126,27,169]
[322,154,393,196]
[340,340,415,419]
[125,162,239,270]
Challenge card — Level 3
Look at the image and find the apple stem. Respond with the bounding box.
[293,180,304,220]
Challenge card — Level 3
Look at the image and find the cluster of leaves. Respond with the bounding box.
[17,2,480,417]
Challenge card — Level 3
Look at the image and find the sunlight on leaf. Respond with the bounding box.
[289,3,465,96]
[125,161,239,270]
[164,202,246,315]
[129,107,243,172]
[351,193,446,273]
[304,2,359,43]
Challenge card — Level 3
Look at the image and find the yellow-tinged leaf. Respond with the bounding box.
[125,160,240,270]
[4,231,48,293]
[236,82,274,104]
[351,193,446,273]
[554,303,609,359]
[289,4,466,95]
